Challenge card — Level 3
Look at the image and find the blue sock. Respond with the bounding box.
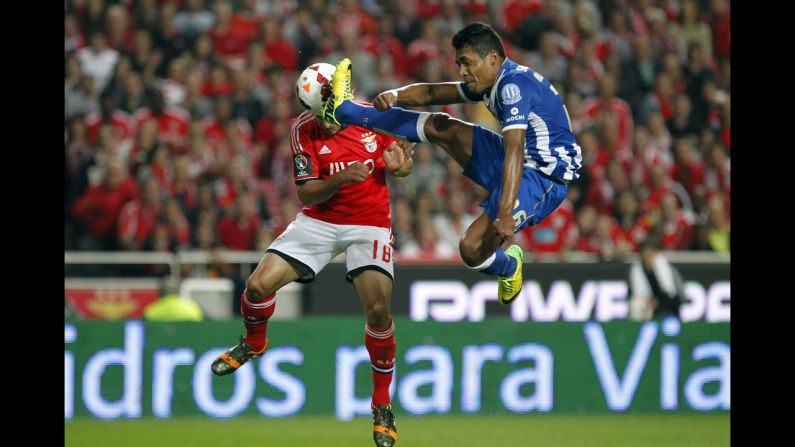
[337,101,427,143]
[479,247,518,277]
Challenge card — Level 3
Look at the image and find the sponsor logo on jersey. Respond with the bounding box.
[501,83,522,105]
[329,159,376,175]
[294,153,313,177]
[505,114,526,123]
[510,107,519,115]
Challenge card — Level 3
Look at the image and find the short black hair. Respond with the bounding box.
[452,22,506,59]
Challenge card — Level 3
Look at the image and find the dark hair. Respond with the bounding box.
[639,235,661,252]
[452,22,505,59]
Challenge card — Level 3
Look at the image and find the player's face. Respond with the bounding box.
[455,46,501,94]
[316,116,343,135]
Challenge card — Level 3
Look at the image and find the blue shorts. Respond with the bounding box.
[463,125,568,233]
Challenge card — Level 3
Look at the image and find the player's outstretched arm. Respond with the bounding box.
[383,141,415,177]
[373,82,464,111]
[493,128,527,241]
[296,162,370,206]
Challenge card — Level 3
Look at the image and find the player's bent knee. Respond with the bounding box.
[459,237,485,267]
[246,275,277,300]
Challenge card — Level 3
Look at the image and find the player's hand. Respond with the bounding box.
[374,90,399,111]
[383,141,415,172]
[338,161,370,183]
[397,140,416,159]
[493,214,514,242]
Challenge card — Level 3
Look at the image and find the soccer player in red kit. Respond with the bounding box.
[212,63,413,447]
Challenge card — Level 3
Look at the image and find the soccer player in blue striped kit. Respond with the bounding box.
[323,22,583,304]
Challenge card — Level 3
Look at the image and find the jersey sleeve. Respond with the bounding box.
[291,117,319,183]
[456,81,482,103]
[496,74,532,132]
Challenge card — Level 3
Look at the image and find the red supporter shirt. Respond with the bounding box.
[522,200,576,253]
[86,111,136,145]
[290,112,397,229]
[134,107,190,149]
[217,215,262,250]
[118,200,162,249]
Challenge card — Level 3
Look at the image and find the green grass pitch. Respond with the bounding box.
[65,413,729,447]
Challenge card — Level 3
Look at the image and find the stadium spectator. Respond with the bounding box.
[66,75,99,120]
[670,0,713,63]
[702,194,729,253]
[628,237,684,320]
[361,16,410,79]
[433,189,476,251]
[521,191,577,256]
[583,72,634,159]
[134,86,190,151]
[76,31,120,92]
[117,176,164,251]
[173,0,215,41]
[658,192,694,250]
[526,32,568,84]
[65,14,85,55]
[216,192,264,250]
[72,158,139,250]
[86,91,136,146]
[401,217,457,260]
[613,190,651,253]
[129,29,162,83]
[667,93,700,139]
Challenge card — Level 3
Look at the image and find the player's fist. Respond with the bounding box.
[374,89,399,111]
[339,161,370,183]
[493,215,514,242]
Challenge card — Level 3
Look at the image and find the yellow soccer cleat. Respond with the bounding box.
[322,57,354,125]
[498,245,524,305]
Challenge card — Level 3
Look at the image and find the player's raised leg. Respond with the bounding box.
[324,58,477,170]
[323,58,437,146]
[459,214,524,305]
[211,253,308,376]
[352,269,398,447]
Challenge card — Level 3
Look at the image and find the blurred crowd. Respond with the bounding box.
[64,0,731,264]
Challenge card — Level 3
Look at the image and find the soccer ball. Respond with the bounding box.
[295,63,335,116]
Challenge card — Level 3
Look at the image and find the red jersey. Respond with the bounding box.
[85,110,136,145]
[290,112,397,228]
[134,106,190,149]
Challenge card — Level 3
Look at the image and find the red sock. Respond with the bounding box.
[240,289,276,351]
[365,319,396,407]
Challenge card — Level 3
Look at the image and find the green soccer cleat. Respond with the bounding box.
[211,336,268,376]
[372,404,397,447]
[497,245,524,305]
[322,57,354,126]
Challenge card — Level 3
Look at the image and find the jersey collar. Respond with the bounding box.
[487,58,514,107]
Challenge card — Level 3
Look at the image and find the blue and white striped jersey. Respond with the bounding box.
[457,58,583,180]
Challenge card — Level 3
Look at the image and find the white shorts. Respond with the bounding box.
[267,213,394,283]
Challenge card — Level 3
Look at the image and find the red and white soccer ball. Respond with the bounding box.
[295,63,336,116]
